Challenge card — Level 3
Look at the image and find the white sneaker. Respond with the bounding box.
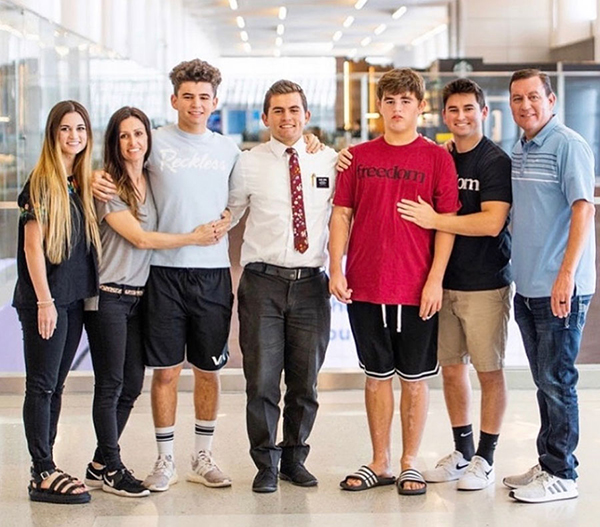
[502,463,543,489]
[457,455,495,490]
[143,454,178,492]
[422,451,470,483]
[186,450,232,488]
[509,472,578,503]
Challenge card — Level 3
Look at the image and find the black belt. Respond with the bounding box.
[245,262,323,281]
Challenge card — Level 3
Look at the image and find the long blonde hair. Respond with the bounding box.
[29,100,101,264]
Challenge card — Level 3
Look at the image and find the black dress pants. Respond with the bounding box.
[238,267,330,470]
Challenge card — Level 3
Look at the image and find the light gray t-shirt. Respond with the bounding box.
[147,124,240,268]
[96,187,158,287]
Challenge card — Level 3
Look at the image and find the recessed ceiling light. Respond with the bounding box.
[355,0,368,9]
[229,0,238,11]
[276,36,283,47]
[374,24,387,35]
[274,49,281,57]
[343,16,355,28]
[240,30,248,41]
[279,6,287,20]
[361,37,371,46]
[243,42,251,53]
[277,24,285,35]
[392,6,407,19]
[348,48,358,58]
[236,16,245,29]
[333,30,343,42]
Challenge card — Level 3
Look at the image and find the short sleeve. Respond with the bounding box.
[558,138,595,206]
[479,151,512,204]
[332,149,356,209]
[433,149,461,213]
[17,181,36,224]
[95,193,130,224]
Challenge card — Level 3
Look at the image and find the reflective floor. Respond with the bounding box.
[1,386,600,527]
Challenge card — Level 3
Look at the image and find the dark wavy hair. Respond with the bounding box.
[103,106,152,220]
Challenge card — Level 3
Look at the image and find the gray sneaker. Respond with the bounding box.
[186,450,232,488]
[502,463,542,489]
[143,454,178,492]
[509,472,578,503]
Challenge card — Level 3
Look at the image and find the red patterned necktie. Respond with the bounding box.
[286,147,309,253]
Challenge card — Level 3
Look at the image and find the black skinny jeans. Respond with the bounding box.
[19,299,84,475]
[84,289,145,471]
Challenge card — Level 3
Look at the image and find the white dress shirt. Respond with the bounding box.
[228,136,338,268]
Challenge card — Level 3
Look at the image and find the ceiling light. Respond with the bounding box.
[274,49,281,57]
[333,30,342,42]
[374,24,386,35]
[229,0,238,10]
[236,16,245,29]
[392,6,407,19]
[411,23,447,46]
[277,24,285,35]
[276,36,283,46]
[343,16,355,28]
[348,48,357,58]
[279,6,287,20]
[240,30,248,41]
[361,36,372,46]
[243,42,251,53]
[355,0,368,9]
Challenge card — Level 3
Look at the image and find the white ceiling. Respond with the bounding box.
[183,0,451,59]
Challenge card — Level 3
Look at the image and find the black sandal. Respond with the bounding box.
[28,469,91,504]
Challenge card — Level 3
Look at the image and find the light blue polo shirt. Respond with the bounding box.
[511,115,596,298]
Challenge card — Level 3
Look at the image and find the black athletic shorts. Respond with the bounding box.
[347,301,439,381]
[144,266,233,371]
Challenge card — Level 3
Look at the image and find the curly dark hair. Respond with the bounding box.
[169,59,222,96]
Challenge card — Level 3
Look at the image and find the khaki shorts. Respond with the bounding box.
[438,285,512,372]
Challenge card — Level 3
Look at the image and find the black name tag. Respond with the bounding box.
[316,176,329,188]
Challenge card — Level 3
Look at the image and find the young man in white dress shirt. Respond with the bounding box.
[228,80,338,493]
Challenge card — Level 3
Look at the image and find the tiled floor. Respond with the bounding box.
[1,385,600,527]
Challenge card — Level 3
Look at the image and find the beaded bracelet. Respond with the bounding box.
[37,298,55,307]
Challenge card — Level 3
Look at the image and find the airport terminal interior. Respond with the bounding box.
[2,0,600,525]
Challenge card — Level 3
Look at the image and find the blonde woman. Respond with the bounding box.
[12,100,100,504]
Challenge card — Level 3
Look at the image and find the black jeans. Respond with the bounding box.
[238,267,330,470]
[85,289,145,471]
[19,300,84,475]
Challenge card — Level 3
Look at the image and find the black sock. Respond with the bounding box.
[452,425,475,460]
[475,431,499,465]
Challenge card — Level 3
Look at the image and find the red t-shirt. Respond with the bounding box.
[333,135,460,305]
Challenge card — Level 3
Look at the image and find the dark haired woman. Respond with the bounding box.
[13,100,101,504]
[83,107,227,498]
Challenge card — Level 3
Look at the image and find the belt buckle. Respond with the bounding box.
[288,269,299,280]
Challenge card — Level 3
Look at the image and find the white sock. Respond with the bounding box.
[155,426,175,458]
[194,419,216,453]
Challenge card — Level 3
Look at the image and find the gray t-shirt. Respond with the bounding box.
[96,187,158,287]
[147,124,240,268]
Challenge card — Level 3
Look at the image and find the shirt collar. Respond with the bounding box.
[520,114,559,147]
[268,136,306,158]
